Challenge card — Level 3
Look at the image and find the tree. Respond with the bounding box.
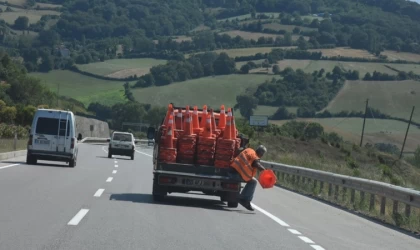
[303,122,324,140]
[0,106,17,123]
[213,52,236,75]
[235,94,258,119]
[123,82,135,102]
[272,65,280,74]
[271,106,290,120]
[14,16,29,30]
[145,106,167,127]
[240,64,250,74]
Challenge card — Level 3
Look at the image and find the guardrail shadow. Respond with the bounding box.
[275,184,420,239]
[0,160,26,165]
[109,193,253,214]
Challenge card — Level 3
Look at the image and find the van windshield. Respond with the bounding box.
[36,117,70,136]
[113,133,132,141]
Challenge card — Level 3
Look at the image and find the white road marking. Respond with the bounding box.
[115,165,118,168]
[112,170,117,174]
[251,203,290,227]
[136,148,326,250]
[135,150,152,157]
[102,146,108,153]
[299,236,315,244]
[0,164,20,170]
[67,209,89,226]
[106,177,113,182]
[288,229,301,235]
[114,161,118,164]
[94,189,105,197]
[311,245,325,250]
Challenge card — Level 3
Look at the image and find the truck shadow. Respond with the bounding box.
[96,156,131,161]
[1,160,69,168]
[109,193,254,214]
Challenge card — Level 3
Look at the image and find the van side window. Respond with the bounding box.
[36,117,70,136]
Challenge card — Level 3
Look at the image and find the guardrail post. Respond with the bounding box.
[334,185,339,200]
[320,181,324,192]
[313,180,317,189]
[351,189,355,203]
[282,173,285,181]
[302,177,306,185]
[369,194,375,211]
[393,201,399,215]
[13,131,17,151]
[328,183,332,197]
[380,197,386,215]
[296,176,300,185]
[360,191,365,203]
[342,187,347,201]
[405,204,411,217]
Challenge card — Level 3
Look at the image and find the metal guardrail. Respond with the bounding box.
[261,160,420,217]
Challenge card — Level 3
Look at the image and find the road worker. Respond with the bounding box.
[229,145,267,211]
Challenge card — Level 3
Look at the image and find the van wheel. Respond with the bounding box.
[108,150,112,158]
[227,202,238,208]
[69,159,75,168]
[26,155,37,165]
[131,153,134,160]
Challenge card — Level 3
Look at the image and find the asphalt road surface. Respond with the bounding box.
[0,144,419,250]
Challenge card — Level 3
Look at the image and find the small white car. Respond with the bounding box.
[108,132,135,160]
[27,109,78,167]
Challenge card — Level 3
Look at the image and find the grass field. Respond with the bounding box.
[262,23,317,32]
[4,0,26,6]
[381,50,420,63]
[132,74,274,109]
[324,80,420,123]
[76,58,167,78]
[0,5,60,25]
[270,59,420,76]
[271,117,420,153]
[309,47,377,59]
[219,30,306,41]
[30,70,128,106]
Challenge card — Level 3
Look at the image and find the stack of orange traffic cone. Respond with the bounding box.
[209,109,220,137]
[196,114,216,166]
[158,115,177,163]
[214,116,236,168]
[199,105,208,129]
[177,113,197,164]
[218,105,226,131]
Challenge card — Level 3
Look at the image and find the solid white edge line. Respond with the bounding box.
[298,236,315,244]
[288,229,302,235]
[251,203,290,227]
[311,245,325,250]
[106,177,113,182]
[112,170,117,174]
[94,189,105,197]
[135,150,152,157]
[0,164,20,170]
[67,209,89,225]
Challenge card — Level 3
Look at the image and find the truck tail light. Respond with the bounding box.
[222,182,239,190]
[71,138,75,149]
[159,176,177,184]
[28,135,33,146]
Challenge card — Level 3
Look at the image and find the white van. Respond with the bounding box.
[27,109,79,167]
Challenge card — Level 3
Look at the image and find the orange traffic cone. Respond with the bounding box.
[200,105,208,128]
[184,113,193,136]
[202,114,213,138]
[163,103,174,128]
[223,116,232,140]
[192,106,200,130]
[218,105,226,130]
[175,108,183,130]
[165,115,175,148]
[231,115,237,139]
[183,106,190,130]
[209,109,217,135]
[259,169,277,189]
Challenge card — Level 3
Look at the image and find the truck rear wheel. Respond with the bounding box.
[152,175,166,202]
[227,202,238,208]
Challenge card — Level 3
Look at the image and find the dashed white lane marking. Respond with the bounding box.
[114,161,118,164]
[135,149,152,157]
[94,189,105,197]
[136,149,325,250]
[251,203,290,227]
[112,170,117,174]
[299,236,315,244]
[106,177,113,182]
[68,209,89,226]
[115,165,118,168]
[288,229,302,235]
[102,146,108,153]
[311,245,325,250]
[0,164,20,170]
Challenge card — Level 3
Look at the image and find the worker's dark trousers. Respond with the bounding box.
[228,168,258,202]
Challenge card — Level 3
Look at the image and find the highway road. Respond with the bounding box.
[0,143,419,250]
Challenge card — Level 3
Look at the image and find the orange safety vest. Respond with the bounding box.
[230,148,260,182]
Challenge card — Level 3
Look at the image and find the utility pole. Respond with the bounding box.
[360,98,369,147]
[400,106,415,159]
